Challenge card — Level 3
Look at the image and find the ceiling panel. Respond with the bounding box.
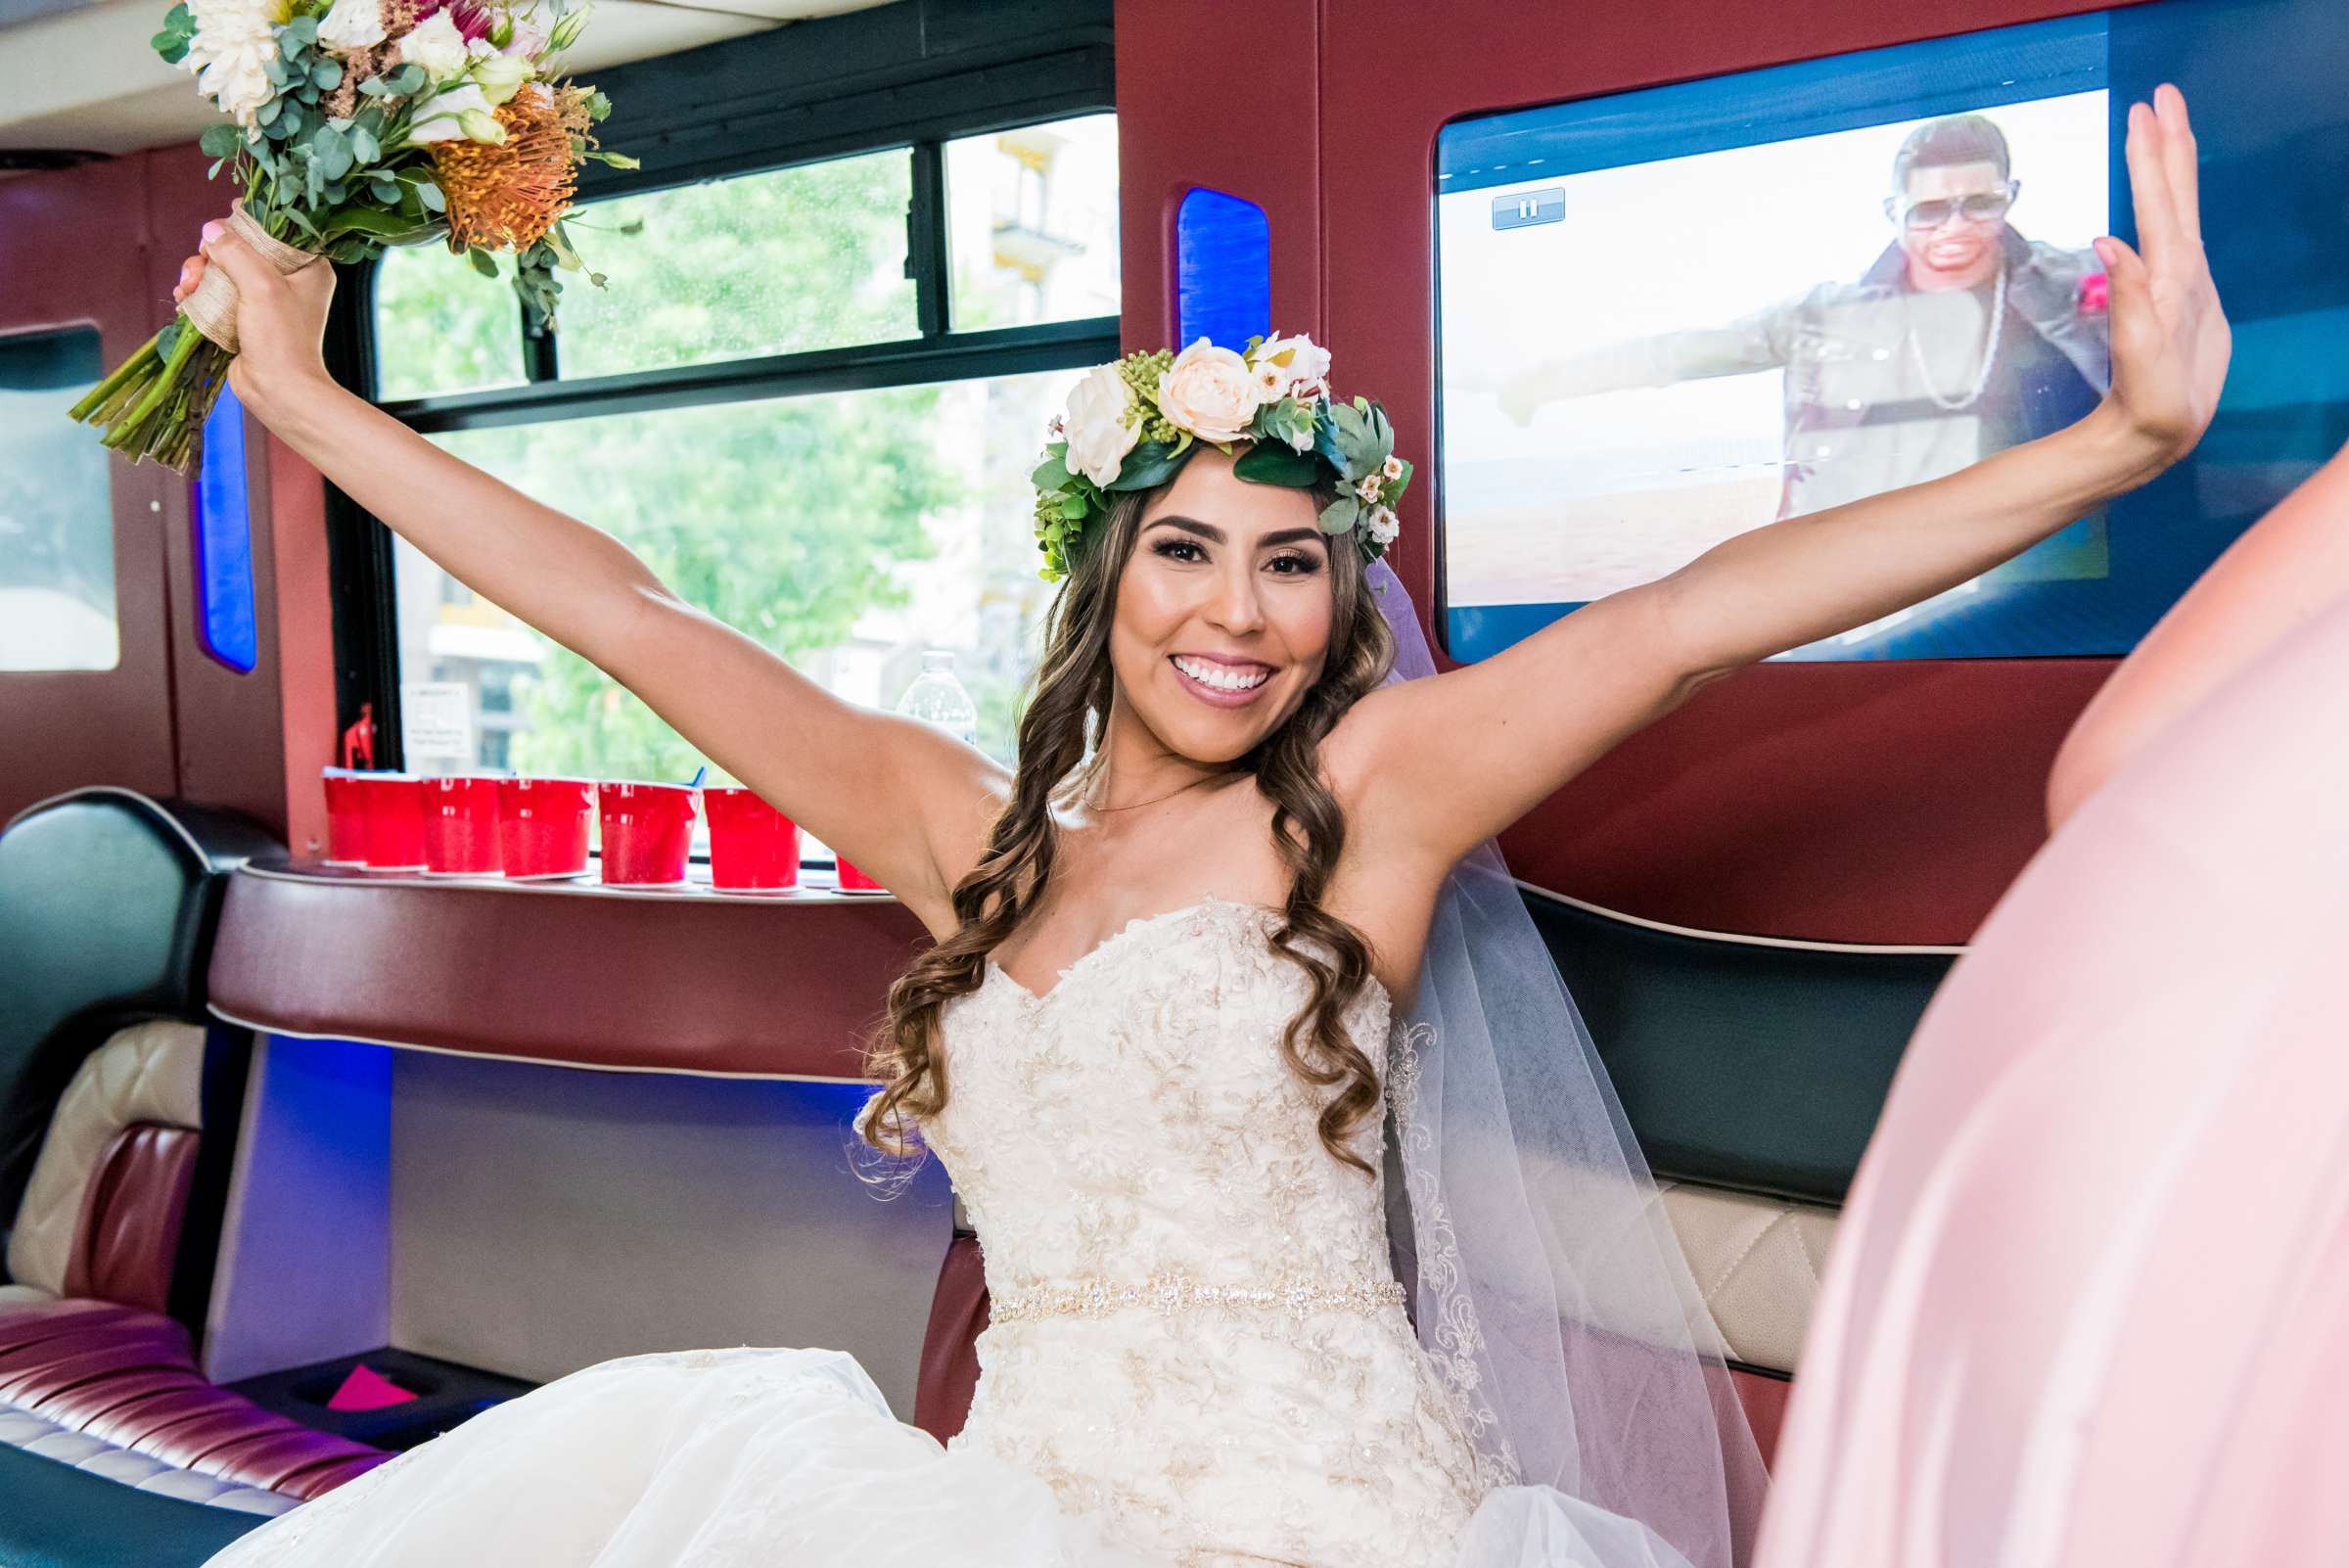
[0,0,903,154]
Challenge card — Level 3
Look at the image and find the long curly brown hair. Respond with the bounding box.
[861,475,1397,1174]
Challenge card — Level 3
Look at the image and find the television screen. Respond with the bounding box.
[1433,11,2302,664]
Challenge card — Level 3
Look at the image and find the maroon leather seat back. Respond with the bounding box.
[913,1233,989,1442]
[63,1124,200,1314]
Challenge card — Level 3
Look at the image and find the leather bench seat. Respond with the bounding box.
[0,1297,388,1509]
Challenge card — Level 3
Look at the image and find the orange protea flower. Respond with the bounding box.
[431,87,577,252]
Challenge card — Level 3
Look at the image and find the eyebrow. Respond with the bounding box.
[1146,515,1329,551]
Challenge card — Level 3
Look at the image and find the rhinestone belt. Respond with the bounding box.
[990,1271,1408,1326]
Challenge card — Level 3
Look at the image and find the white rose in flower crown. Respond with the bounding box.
[396,10,474,80]
[1061,363,1142,487]
[317,0,388,54]
[1157,340,1264,443]
[404,81,505,144]
[1251,332,1332,400]
[1364,505,1401,547]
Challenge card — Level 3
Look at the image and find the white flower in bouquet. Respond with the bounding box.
[315,0,386,54]
[405,81,506,143]
[467,50,533,107]
[1062,363,1142,486]
[500,13,549,57]
[1157,340,1264,444]
[180,0,281,125]
[396,10,474,79]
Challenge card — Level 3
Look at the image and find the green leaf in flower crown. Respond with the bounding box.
[1108,438,1192,492]
[1318,496,1362,535]
[1057,493,1089,521]
[199,122,242,159]
[1030,448,1073,491]
[1231,441,1319,487]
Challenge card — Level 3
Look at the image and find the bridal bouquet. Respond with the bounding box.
[69,0,635,474]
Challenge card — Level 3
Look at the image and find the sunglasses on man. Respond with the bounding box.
[1885,179,2022,231]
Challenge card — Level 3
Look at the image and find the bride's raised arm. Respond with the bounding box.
[1343,86,2227,872]
[182,229,1008,936]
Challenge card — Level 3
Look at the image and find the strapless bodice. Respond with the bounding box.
[923,899,1397,1296]
[920,899,1481,1568]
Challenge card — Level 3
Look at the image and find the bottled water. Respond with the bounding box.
[896,650,978,748]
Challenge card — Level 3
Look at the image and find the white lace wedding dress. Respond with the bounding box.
[207,899,1686,1568]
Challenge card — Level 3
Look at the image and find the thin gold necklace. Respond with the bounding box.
[1089,774,1221,813]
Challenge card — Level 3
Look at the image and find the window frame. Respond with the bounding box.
[321,0,1116,767]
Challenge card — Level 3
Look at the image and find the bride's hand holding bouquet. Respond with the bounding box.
[71,0,635,474]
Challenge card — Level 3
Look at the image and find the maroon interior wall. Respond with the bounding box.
[0,148,331,844]
[1120,0,2139,945]
[0,158,182,825]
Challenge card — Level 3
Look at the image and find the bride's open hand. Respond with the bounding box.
[2098,84,2231,465]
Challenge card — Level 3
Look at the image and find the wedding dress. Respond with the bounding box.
[206,898,1696,1568]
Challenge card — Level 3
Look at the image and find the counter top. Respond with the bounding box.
[206,860,931,1079]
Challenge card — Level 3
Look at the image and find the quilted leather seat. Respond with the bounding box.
[0,1297,386,1508]
[0,1023,391,1513]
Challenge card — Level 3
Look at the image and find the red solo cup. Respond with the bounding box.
[356,773,427,873]
[497,777,593,879]
[421,776,503,876]
[836,854,886,893]
[321,766,370,866]
[705,787,800,894]
[598,781,699,887]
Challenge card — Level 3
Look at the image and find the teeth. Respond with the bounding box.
[1174,656,1268,692]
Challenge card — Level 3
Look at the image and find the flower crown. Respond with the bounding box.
[1031,335,1412,582]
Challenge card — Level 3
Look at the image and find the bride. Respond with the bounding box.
[179,88,2222,1568]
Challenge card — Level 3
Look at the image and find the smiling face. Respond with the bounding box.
[1105,446,1339,767]
[1895,160,2010,291]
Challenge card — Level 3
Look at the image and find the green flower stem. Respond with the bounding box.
[68,329,162,422]
[104,313,208,450]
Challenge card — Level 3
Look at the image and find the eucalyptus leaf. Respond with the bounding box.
[468,248,499,279]
[199,122,241,158]
[1030,452,1074,491]
[311,126,349,182]
[346,125,377,162]
[1317,496,1362,535]
[311,60,342,89]
[417,181,445,213]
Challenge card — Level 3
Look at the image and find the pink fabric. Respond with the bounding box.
[1755,597,2349,1568]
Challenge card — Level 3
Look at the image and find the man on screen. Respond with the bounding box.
[1499,114,2111,519]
